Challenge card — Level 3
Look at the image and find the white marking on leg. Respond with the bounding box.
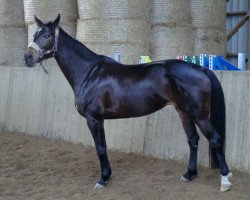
[180,176,190,182]
[220,172,232,192]
[94,182,105,189]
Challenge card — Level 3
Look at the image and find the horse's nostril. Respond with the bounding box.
[28,55,32,61]
[25,54,32,62]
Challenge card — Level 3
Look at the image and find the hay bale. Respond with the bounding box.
[190,0,226,29]
[28,23,76,43]
[150,25,194,61]
[77,19,150,64]
[77,19,149,45]
[190,0,226,55]
[0,0,25,27]
[77,0,151,21]
[150,0,193,60]
[151,0,191,25]
[84,43,149,64]
[23,0,78,25]
[193,28,226,55]
[0,27,27,67]
[77,0,151,64]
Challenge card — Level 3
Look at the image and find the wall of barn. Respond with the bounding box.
[0,0,249,174]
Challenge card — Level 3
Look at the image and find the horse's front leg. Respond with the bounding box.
[86,116,112,189]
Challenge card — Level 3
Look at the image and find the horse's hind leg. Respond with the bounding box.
[195,118,232,191]
[195,119,229,174]
[180,114,199,182]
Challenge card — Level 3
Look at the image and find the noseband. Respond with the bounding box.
[27,27,59,74]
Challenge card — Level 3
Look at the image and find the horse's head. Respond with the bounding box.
[24,14,60,68]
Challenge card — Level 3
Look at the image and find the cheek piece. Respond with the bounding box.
[27,27,59,74]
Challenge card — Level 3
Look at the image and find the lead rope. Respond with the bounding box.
[39,59,48,74]
[40,28,59,74]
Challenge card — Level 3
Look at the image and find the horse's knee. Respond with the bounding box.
[87,117,103,130]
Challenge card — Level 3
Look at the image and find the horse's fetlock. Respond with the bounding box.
[102,167,112,182]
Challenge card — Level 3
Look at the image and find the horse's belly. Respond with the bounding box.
[104,94,168,119]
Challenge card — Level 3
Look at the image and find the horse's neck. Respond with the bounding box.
[54,29,100,89]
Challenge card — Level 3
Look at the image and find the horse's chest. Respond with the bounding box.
[74,100,81,113]
[74,96,88,117]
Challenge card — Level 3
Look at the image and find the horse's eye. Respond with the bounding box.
[44,34,50,38]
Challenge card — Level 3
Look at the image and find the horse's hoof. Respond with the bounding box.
[94,177,109,189]
[220,172,232,192]
[94,182,105,189]
[180,170,197,182]
[180,176,190,182]
[220,184,231,192]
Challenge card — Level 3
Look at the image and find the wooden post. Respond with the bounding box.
[227,15,249,41]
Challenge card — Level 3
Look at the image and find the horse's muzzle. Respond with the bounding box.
[24,48,40,68]
[24,53,35,68]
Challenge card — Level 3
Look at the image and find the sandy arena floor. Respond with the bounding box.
[0,132,249,200]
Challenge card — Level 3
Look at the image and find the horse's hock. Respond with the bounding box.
[0,0,27,67]
[23,0,78,67]
[76,0,151,64]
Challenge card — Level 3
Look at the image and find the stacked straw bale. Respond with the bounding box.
[23,0,78,25]
[190,0,226,55]
[150,0,194,61]
[0,0,25,27]
[0,0,27,67]
[23,0,78,66]
[77,0,151,64]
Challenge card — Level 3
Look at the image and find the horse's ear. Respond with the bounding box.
[52,14,60,28]
[34,15,43,27]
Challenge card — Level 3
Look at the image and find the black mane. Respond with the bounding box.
[58,27,101,62]
[58,27,119,64]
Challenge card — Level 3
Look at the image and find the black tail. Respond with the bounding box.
[204,69,226,168]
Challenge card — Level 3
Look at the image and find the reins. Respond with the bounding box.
[27,27,59,74]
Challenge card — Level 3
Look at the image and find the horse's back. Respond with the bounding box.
[78,59,211,119]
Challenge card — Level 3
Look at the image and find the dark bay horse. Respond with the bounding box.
[24,15,232,191]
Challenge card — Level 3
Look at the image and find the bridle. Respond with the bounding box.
[27,27,59,74]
